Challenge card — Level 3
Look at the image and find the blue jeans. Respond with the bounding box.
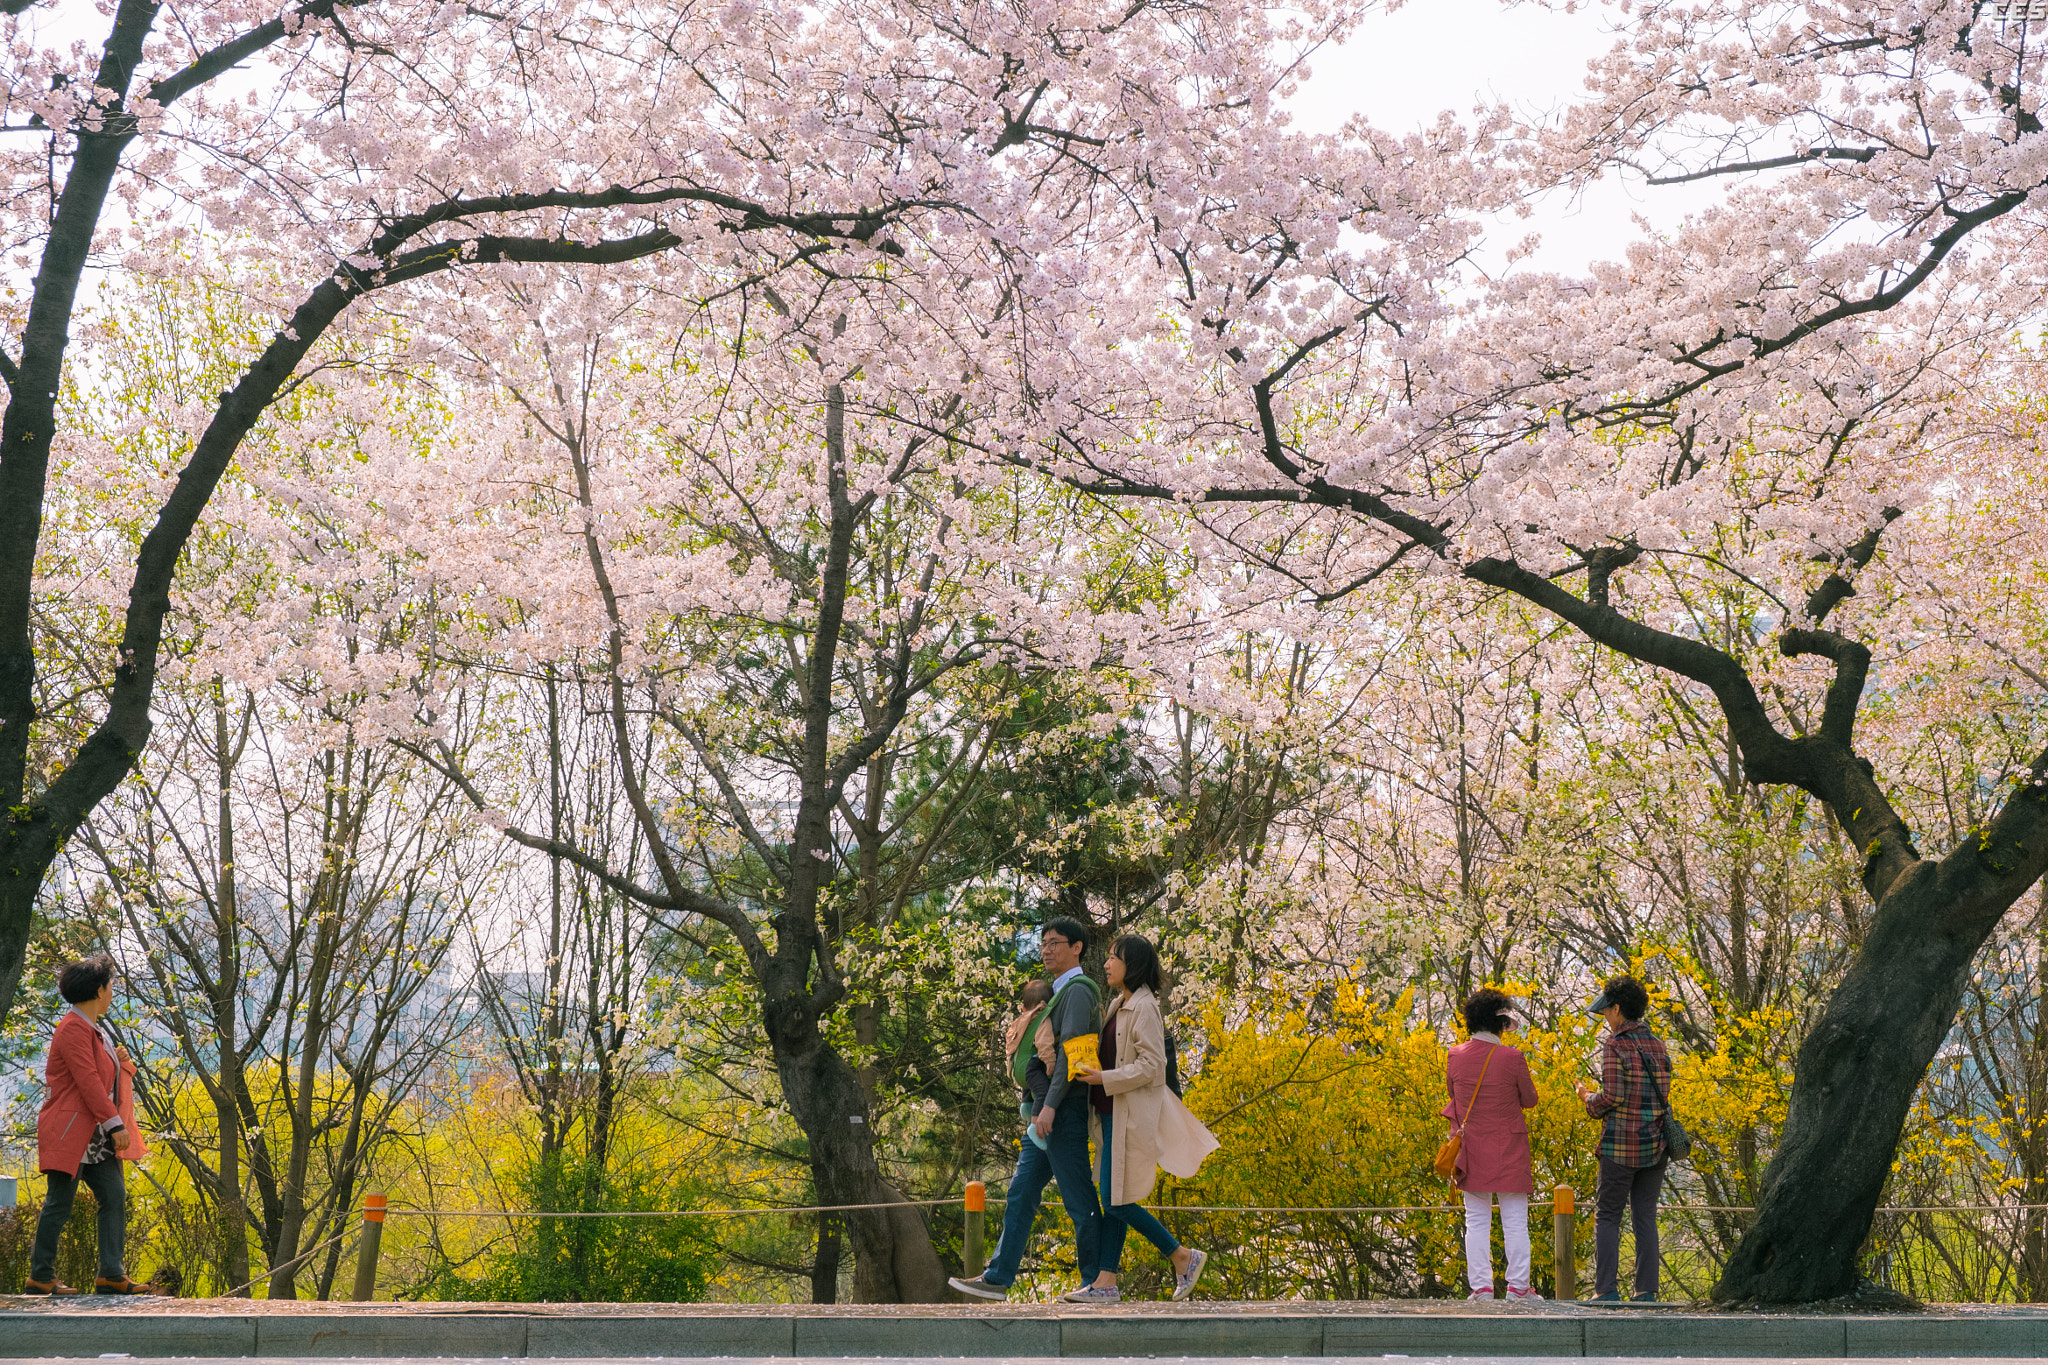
[1096,1109,1178,1274]
[982,1091,1100,1287]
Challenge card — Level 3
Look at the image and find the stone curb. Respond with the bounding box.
[6,1311,2048,1358]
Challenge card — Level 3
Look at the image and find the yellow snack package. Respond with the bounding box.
[1063,1034,1101,1077]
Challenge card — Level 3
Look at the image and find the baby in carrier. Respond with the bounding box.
[1003,979,1058,1150]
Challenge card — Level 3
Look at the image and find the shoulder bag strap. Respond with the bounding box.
[1055,973,1101,1013]
[1632,1034,1671,1116]
[1046,974,1100,1034]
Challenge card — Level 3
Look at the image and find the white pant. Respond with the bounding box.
[1463,1190,1531,1293]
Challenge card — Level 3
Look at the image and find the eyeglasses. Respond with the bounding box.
[1041,935,1072,949]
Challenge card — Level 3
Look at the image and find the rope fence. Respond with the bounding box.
[382,1199,957,1219]
[337,1191,2048,1303]
[220,1224,358,1299]
[367,1200,2048,1217]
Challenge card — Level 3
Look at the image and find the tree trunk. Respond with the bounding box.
[216,1076,250,1295]
[213,684,253,1296]
[810,1202,842,1304]
[770,998,948,1303]
[2024,889,2048,1302]
[1714,860,2013,1301]
[270,759,351,1300]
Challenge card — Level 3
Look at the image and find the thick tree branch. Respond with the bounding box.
[780,382,861,1023]
[1779,627,1871,749]
[1802,508,1902,625]
[1456,556,1921,899]
[147,0,367,109]
[1582,544,1644,607]
[1951,744,2048,923]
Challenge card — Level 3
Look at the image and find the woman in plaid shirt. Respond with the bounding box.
[1573,975,1671,1302]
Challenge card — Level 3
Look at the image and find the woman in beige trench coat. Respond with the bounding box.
[1067,934,1219,1302]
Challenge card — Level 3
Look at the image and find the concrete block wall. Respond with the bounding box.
[6,1309,2048,1358]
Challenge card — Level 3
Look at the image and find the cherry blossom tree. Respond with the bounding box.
[25,275,507,1297]
[1026,0,2048,1304]
[0,0,1363,1040]
[22,0,2048,1306]
[0,0,802,1022]
[303,253,1163,1296]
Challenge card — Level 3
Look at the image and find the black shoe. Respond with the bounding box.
[1584,1290,1621,1302]
[1630,1292,1657,1302]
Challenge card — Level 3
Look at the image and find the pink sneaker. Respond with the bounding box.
[1506,1285,1544,1303]
[1467,1288,1494,1300]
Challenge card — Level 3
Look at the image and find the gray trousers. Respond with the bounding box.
[1593,1156,1666,1299]
[30,1157,126,1283]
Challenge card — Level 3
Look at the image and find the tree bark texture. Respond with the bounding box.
[810,1206,843,1304]
[768,987,950,1303]
[1713,842,2048,1299]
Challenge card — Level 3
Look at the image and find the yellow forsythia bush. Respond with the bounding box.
[1156,969,1795,1301]
[1155,987,1603,1299]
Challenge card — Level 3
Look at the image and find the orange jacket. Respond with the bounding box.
[37,1010,129,1176]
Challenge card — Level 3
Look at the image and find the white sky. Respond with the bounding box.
[1289,0,1723,278]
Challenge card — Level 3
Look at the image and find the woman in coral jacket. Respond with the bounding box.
[1442,987,1542,1301]
[27,954,156,1295]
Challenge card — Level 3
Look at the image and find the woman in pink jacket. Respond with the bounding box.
[1441,988,1541,1301]
[27,954,155,1296]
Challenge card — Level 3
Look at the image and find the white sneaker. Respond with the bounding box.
[1466,1288,1494,1300]
[948,1275,1009,1300]
[1173,1247,1208,1302]
[1062,1284,1121,1303]
[1506,1285,1544,1303]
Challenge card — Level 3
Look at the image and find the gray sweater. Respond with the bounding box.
[1039,972,1103,1113]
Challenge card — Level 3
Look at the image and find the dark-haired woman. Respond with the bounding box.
[28,955,156,1295]
[1442,987,1541,1301]
[1067,934,1218,1303]
[1574,974,1670,1302]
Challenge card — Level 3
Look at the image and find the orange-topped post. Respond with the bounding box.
[351,1193,388,1301]
[1552,1185,1576,1302]
[964,1182,987,1278]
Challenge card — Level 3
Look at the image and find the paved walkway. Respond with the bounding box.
[14,1295,2048,1314]
[5,1299,2048,1358]
[4,1357,2028,1365]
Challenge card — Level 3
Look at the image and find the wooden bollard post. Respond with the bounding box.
[351,1193,387,1302]
[964,1182,987,1279]
[1552,1185,1576,1303]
